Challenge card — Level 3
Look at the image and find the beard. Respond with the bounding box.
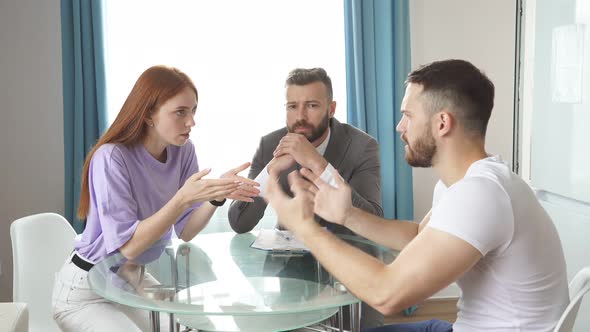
[287,112,330,143]
[404,129,437,168]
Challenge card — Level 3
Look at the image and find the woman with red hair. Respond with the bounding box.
[52,65,259,331]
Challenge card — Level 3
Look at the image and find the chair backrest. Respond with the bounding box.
[554,267,590,332]
[0,302,29,332]
[10,213,77,332]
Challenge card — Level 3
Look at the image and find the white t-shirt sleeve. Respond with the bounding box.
[428,177,514,256]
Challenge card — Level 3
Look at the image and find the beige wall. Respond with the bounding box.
[409,0,517,220]
[0,0,64,301]
[0,0,516,301]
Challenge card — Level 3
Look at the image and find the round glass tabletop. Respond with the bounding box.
[88,231,397,331]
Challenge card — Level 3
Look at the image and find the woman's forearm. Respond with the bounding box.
[179,202,218,241]
[119,194,187,260]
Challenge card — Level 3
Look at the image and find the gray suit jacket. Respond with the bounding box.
[228,118,383,234]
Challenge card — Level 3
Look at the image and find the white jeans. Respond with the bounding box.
[52,253,166,332]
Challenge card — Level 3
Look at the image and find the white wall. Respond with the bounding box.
[410,0,517,220]
[540,194,590,331]
[0,0,64,301]
[519,0,590,329]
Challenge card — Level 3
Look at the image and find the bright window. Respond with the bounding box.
[103,1,347,179]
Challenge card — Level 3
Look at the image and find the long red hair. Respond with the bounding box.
[77,65,198,219]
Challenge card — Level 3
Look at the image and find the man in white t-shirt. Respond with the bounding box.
[264,59,569,332]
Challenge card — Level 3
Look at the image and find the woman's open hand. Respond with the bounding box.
[219,162,260,202]
[178,168,240,206]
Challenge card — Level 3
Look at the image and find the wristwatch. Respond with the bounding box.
[209,198,226,206]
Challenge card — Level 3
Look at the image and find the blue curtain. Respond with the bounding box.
[61,0,107,233]
[344,0,413,220]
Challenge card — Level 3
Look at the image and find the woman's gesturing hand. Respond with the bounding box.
[178,168,240,206]
[219,162,260,202]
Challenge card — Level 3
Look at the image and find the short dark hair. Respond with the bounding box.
[285,68,333,101]
[406,59,495,137]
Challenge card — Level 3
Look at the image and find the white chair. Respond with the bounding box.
[554,267,590,332]
[10,213,77,332]
[0,302,28,332]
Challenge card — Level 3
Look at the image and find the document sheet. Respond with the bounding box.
[250,229,310,253]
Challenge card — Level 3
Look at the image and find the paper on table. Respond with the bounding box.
[250,229,309,253]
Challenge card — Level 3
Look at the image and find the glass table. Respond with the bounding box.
[88,232,397,332]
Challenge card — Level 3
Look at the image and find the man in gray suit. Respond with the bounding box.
[227,67,384,328]
[228,67,383,234]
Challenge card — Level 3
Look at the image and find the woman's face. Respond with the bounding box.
[149,86,198,147]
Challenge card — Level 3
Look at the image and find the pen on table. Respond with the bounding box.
[274,229,291,241]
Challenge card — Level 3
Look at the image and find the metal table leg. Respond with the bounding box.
[349,302,361,332]
[169,312,177,332]
[150,310,161,332]
[338,306,344,332]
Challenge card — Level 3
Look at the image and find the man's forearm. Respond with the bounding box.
[228,144,269,233]
[345,207,418,251]
[296,225,411,316]
[228,197,267,233]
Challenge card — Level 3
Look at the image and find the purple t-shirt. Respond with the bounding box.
[75,140,201,262]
